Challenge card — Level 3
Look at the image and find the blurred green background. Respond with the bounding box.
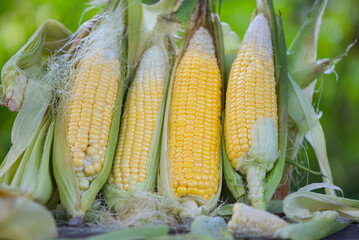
[0,0,358,198]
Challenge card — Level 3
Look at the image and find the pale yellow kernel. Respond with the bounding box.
[94,162,102,173]
[75,142,87,151]
[84,165,95,176]
[87,147,98,156]
[73,158,83,168]
[74,151,85,159]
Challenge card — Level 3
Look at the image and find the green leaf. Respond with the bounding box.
[191,216,232,240]
[287,77,335,195]
[262,2,289,204]
[86,225,169,240]
[276,220,350,240]
[288,0,328,73]
[0,77,52,179]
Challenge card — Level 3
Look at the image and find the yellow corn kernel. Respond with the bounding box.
[169,27,222,201]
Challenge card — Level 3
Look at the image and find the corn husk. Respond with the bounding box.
[276,219,350,240]
[126,0,178,80]
[158,0,225,217]
[0,111,55,204]
[0,54,66,205]
[0,187,57,240]
[52,0,127,224]
[285,0,353,196]
[283,183,359,222]
[222,0,289,209]
[274,183,358,240]
[0,20,71,112]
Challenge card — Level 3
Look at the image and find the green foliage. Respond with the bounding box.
[0,0,358,199]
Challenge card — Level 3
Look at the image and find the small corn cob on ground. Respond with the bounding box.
[110,45,167,192]
[169,27,222,202]
[228,202,288,239]
[67,50,120,191]
[224,13,278,209]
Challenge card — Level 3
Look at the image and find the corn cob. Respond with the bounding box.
[224,13,278,209]
[228,202,288,239]
[159,26,222,216]
[53,3,125,223]
[104,44,169,210]
[112,45,166,191]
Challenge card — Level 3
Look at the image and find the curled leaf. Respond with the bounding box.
[283,183,359,222]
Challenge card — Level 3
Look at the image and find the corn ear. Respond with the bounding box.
[0,19,71,111]
[52,1,126,224]
[159,0,224,217]
[104,43,171,211]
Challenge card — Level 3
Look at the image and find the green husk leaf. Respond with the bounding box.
[287,0,328,74]
[1,112,55,204]
[259,0,288,205]
[0,75,53,180]
[283,183,359,222]
[0,187,57,240]
[220,21,241,89]
[0,19,72,111]
[291,43,353,89]
[31,118,55,203]
[286,0,332,189]
[190,215,232,240]
[276,219,350,240]
[287,76,335,195]
[84,225,169,240]
[127,0,178,80]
